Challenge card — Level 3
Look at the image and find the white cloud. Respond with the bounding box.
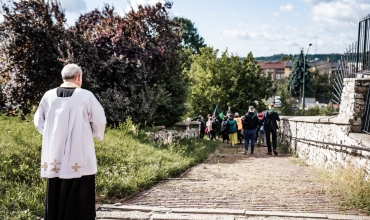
[223,30,249,39]
[223,25,286,42]
[60,0,87,13]
[285,40,299,47]
[125,0,165,12]
[311,0,370,27]
[280,4,294,11]
[285,25,299,33]
[273,12,279,17]
[302,0,335,5]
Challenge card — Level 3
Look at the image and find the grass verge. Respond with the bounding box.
[0,116,219,219]
[316,167,370,215]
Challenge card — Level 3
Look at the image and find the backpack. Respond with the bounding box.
[248,114,257,128]
[228,120,237,133]
[243,113,257,129]
[212,121,216,130]
[263,111,272,128]
[221,120,228,132]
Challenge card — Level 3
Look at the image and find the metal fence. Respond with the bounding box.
[331,44,357,105]
[364,84,370,134]
[359,16,370,133]
[332,15,370,133]
[356,15,370,74]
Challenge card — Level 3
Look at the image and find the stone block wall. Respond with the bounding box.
[338,78,370,132]
[279,116,370,178]
[147,121,201,144]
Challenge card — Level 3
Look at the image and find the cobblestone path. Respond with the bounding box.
[122,143,365,216]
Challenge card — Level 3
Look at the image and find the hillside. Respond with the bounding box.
[255,53,342,62]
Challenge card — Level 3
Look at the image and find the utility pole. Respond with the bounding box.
[302,43,312,114]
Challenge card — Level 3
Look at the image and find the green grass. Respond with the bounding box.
[316,168,370,215]
[0,116,219,219]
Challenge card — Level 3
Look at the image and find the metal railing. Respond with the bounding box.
[332,44,357,105]
[332,15,370,106]
[331,15,370,134]
[356,15,370,73]
[359,16,370,134]
[278,132,370,153]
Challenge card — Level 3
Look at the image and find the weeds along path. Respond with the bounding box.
[121,143,364,215]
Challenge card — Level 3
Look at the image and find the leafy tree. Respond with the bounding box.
[0,0,66,114]
[173,17,206,53]
[60,3,185,126]
[279,54,293,61]
[288,49,313,98]
[276,79,295,116]
[186,47,272,118]
[307,70,333,103]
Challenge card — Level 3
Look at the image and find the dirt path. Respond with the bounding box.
[122,143,364,216]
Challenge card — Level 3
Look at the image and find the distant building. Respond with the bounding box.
[258,61,285,82]
[282,57,339,79]
[308,57,339,76]
[284,61,294,78]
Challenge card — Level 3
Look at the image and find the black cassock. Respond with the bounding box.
[45,175,96,220]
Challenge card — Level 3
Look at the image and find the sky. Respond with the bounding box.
[59,0,370,57]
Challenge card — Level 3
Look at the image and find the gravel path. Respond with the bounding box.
[121,143,364,216]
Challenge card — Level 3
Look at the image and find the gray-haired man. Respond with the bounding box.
[34,64,106,220]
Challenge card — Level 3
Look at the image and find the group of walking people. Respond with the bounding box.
[199,104,280,156]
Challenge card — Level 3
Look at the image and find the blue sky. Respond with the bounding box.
[60,0,370,57]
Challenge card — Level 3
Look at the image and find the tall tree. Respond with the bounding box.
[186,47,272,118]
[307,70,333,103]
[288,49,313,98]
[0,0,66,114]
[60,3,185,126]
[173,17,206,53]
[276,79,295,116]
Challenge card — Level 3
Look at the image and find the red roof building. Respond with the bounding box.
[258,61,285,82]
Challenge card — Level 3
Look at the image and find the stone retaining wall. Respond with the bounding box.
[147,121,201,144]
[279,116,370,178]
[338,78,370,132]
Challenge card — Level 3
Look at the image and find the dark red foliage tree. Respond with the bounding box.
[0,0,66,114]
[61,3,186,125]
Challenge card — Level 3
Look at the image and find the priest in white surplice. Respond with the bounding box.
[34,64,106,220]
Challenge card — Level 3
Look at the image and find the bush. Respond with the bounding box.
[0,116,218,219]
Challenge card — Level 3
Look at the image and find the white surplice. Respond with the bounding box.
[34,84,106,179]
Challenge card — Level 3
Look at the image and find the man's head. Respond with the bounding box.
[234,112,239,117]
[249,106,255,112]
[61,64,83,87]
[269,104,274,109]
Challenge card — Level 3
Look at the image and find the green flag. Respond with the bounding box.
[219,112,225,119]
[212,106,220,119]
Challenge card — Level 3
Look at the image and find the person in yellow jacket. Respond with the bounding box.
[234,113,243,144]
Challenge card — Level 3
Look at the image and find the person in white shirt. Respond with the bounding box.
[34,64,106,220]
